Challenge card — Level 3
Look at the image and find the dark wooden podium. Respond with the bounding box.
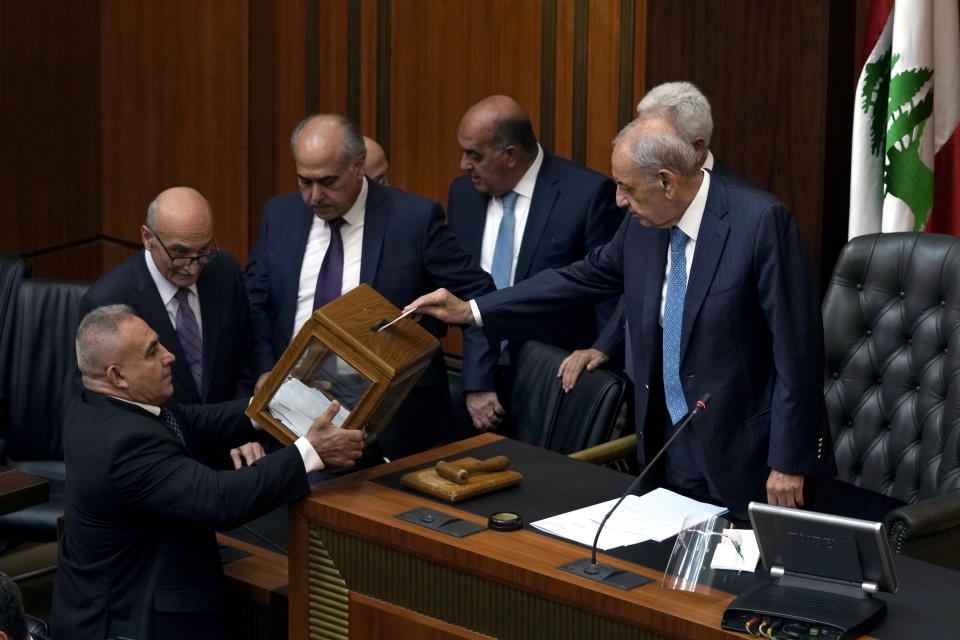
[287,435,745,640]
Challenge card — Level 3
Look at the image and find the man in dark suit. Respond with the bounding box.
[558,81,751,389]
[446,95,622,434]
[244,114,494,459]
[53,304,363,639]
[407,117,830,517]
[81,186,263,468]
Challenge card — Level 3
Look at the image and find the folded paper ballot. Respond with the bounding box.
[531,488,727,551]
[268,377,350,437]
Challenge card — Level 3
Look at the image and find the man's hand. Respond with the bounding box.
[230,441,266,469]
[766,470,804,508]
[305,401,364,468]
[405,288,473,325]
[556,348,610,392]
[466,391,504,431]
[254,371,270,394]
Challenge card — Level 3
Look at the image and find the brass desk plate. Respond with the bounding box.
[247,284,439,445]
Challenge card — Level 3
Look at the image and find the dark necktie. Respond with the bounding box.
[662,227,689,424]
[174,287,203,394]
[159,407,187,450]
[313,217,346,309]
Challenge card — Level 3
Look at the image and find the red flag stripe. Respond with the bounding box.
[861,0,894,70]
[925,124,960,236]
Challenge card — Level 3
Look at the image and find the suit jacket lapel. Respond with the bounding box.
[641,228,670,351]
[680,180,730,360]
[360,178,387,285]
[132,256,201,402]
[460,186,489,261]
[515,154,558,281]
[196,269,220,401]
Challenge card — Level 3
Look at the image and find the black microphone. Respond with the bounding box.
[560,392,711,589]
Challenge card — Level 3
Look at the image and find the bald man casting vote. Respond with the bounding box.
[53,305,363,639]
[408,117,832,517]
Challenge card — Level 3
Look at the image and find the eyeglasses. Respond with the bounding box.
[146,226,219,267]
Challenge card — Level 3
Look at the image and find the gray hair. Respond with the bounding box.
[636,81,713,149]
[76,304,137,379]
[290,114,366,163]
[146,199,159,227]
[613,119,700,179]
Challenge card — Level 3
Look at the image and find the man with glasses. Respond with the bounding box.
[81,186,263,468]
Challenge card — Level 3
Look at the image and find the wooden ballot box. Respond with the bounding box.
[246,284,439,445]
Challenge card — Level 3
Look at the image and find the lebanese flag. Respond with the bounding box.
[848,0,960,238]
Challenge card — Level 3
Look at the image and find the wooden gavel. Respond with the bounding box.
[435,455,510,484]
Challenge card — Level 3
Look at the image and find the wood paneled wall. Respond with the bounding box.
[2,0,858,286]
[644,0,858,291]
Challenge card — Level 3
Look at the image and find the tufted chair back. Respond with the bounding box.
[823,232,960,501]
[822,232,960,568]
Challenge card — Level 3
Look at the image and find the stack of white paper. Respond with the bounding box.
[530,488,727,551]
[268,377,350,436]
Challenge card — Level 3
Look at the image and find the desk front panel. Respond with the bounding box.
[289,434,743,640]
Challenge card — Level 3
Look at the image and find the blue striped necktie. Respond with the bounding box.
[490,191,519,290]
[175,287,203,394]
[662,227,689,424]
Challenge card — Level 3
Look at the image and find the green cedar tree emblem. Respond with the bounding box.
[861,51,935,230]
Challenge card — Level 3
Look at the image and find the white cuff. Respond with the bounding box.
[295,436,324,473]
[469,299,483,326]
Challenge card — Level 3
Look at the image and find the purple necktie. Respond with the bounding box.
[175,287,203,394]
[313,217,346,309]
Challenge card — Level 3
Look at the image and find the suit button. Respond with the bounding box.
[866,329,872,337]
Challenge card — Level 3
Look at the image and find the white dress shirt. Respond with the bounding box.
[293,178,368,338]
[658,169,710,324]
[478,144,545,286]
[144,250,202,334]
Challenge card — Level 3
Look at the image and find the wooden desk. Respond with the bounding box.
[288,434,745,640]
[0,467,48,516]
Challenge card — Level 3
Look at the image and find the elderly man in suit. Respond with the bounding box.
[81,186,263,468]
[558,81,753,389]
[52,304,363,639]
[244,114,494,459]
[446,95,622,435]
[407,116,831,517]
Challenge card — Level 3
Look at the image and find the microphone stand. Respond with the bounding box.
[558,393,711,590]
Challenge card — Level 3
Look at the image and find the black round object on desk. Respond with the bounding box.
[488,511,522,532]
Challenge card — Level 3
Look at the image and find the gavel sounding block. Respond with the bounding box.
[401,456,522,502]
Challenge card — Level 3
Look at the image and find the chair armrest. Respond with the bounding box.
[568,434,636,466]
[883,493,960,542]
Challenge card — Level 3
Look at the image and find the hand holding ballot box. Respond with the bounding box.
[246,284,439,444]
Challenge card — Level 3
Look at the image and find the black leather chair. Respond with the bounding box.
[509,341,627,454]
[0,263,89,543]
[823,232,960,569]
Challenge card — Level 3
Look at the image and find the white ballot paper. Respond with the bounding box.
[268,377,350,437]
[531,488,727,551]
[710,528,760,573]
